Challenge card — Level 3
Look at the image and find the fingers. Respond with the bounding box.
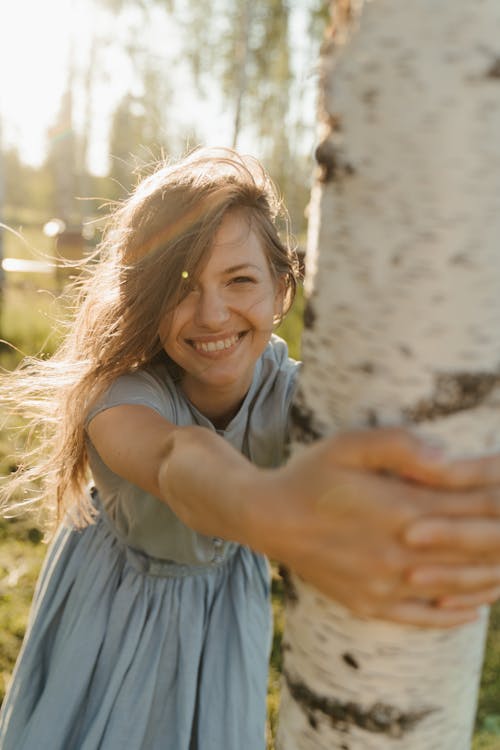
[432,453,500,490]
[330,427,500,492]
[398,483,500,522]
[438,587,500,610]
[417,487,500,519]
[330,428,445,478]
[405,518,500,556]
[408,564,500,592]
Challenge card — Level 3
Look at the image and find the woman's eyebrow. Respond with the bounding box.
[223,263,262,274]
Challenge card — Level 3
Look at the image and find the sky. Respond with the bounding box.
[0,0,319,175]
[1,0,78,164]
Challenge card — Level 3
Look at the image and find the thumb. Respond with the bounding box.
[329,427,446,483]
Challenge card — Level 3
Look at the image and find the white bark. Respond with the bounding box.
[278,1,500,748]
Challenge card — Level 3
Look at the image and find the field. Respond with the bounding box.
[0,229,499,747]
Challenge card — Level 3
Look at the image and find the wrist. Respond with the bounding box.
[243,466,300,563]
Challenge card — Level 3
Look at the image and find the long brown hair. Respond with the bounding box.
[1,147,299,528]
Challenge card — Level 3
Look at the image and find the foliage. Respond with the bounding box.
[164,0,319,235]
[276,284,304,361]
[3,151,54,216]
[476,603,500,736]
[108,86,170,200]
[45,89,80,224]
[0,518,46,707]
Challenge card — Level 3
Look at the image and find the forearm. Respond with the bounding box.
[157,425,280,551]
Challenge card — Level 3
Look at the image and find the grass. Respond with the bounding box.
[0,518,46,703]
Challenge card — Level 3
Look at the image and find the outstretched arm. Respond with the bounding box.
[88,406,500,628]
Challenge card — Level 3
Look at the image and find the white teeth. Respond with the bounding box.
[191,334,240,353]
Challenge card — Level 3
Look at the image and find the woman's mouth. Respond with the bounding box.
[187,332,246,354]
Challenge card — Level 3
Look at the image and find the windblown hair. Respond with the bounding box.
[1,147,299,528]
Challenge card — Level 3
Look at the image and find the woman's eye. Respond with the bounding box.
[230,276,255,285]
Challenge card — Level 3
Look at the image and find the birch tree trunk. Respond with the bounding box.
[277,1,500,748]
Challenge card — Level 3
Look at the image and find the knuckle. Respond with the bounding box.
[382,546,405,574]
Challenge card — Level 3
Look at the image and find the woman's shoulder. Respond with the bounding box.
[85,360,179,427]
[259,334,301,385]
[242,336,300,467]
[249,335,301,416]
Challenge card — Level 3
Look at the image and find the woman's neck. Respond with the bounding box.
[180,378,251,431]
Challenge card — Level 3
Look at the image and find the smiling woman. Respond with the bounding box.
[159,211,286,425]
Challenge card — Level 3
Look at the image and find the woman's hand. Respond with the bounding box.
[256,428,500,628]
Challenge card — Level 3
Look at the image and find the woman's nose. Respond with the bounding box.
[194,289,230,329]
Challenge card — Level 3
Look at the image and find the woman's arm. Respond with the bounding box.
[88,406,500,627]
[88,404,267,545]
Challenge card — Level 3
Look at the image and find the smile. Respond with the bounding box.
[188,332,245,353]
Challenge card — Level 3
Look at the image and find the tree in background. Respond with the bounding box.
[3,150,53,219]
[278,1,500,748]
[175,0,320,236]
[46,83,79,226]
[108,71,171,200]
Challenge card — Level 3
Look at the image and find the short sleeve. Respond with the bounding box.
[85,368,176,429]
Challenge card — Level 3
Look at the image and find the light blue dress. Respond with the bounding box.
[0,336,298,750]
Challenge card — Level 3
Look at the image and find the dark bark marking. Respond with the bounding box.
[341,745,350,750]
[328,113,343,132]
[315,139,356,183]
[367,409,379,428]
[398,344,413,358]
[303,300,317,330]
[278,564,299,605]
[290,400,322,443]
[308,713,319,729]
[283,669,435,737]
[405,371,500,423]
[450,252,476,269]
[362,88,378,106]
[486,58,500,79]
[356,361,375,374]
[431,294,445,304]
[342,652,360,670]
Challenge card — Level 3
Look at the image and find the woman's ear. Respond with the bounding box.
[273,277,286,325]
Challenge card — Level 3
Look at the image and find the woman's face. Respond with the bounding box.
[159,211,284,410]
